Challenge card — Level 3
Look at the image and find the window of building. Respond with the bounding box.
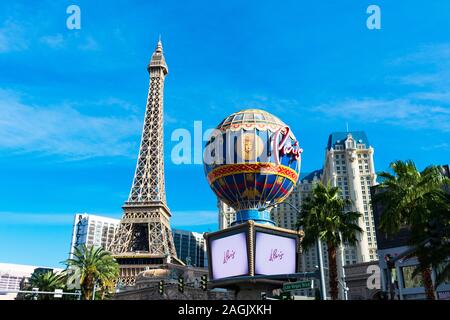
[401,266,424,288]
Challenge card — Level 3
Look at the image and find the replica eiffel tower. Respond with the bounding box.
[110,39,183,286]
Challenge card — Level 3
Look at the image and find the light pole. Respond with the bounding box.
[320,265,349,300]
[92,279,99,300]
[260,202,327,300]
[338,231,349,300]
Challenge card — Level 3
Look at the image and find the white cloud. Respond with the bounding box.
[314,98,450,132]
[0,20,28,53]
[0,89,141,159]
[314,44,450,132]
[40,33,64,49]
[391,43,450,66]
[411,92,450,104]
[420,143,449,151]
[390,43,450,88]
[165,113,179,124]
[78,36,100,51]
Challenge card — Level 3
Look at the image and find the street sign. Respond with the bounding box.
[283,280,313,291]
[54,289,63,298]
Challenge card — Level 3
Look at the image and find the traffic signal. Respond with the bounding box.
[178,276,184,293]
[200,275,208,291]
[281,292,291,300]
[385,254,395,269]
[158,280,164,295]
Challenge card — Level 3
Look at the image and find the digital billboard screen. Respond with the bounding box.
[210,232,249,280]
[254,231,297,275]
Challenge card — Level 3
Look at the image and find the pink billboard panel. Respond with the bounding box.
[210,232,249,280]
[255,232,296,275]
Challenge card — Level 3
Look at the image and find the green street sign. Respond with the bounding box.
[283,280,313,291]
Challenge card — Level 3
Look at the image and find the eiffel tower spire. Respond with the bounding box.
[110,39,181,286]
[127,39,168,205]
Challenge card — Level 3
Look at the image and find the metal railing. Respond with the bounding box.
[0,289,82,300]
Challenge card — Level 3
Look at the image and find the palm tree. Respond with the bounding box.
[27,270,66,300]
[65,245,119,300]
[297,182,362,300]
[372,160,450,300]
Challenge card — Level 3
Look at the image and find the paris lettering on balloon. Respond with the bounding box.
[272,126,303,165]
[268,248,284,262]
[223,249,236,264]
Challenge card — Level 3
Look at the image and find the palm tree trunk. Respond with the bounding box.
[83,274,95,300]
[327,244,339,300]
[421,267,435,300]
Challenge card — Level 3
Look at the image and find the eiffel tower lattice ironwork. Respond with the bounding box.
[109,39,182,286]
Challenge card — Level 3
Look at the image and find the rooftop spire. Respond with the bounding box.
[156,35,163,52]
[148,36,168,74]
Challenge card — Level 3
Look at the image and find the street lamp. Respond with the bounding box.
[259,202,328,300]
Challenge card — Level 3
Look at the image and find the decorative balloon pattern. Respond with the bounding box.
[203,109,302,225]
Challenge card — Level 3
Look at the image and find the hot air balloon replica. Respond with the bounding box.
[203,109,303,226]
[203,109,305,293]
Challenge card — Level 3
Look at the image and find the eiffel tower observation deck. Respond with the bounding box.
[110,39,183,286]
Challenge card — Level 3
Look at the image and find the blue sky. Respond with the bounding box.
[0,0,449,268]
